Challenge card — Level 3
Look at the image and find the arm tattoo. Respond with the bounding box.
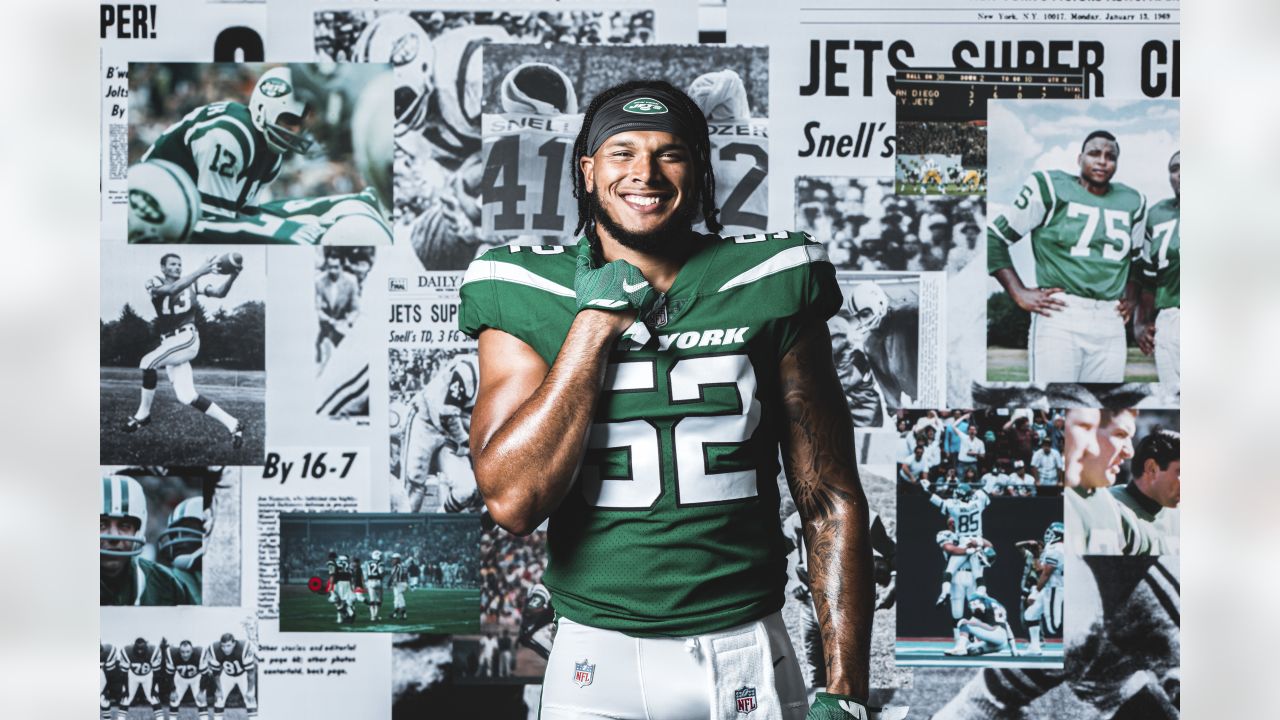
[780,322,873,697]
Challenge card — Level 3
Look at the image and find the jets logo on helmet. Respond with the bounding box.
[500,62,578,115]
[623,97,668,114]
[848,282,889,332]
[101,475,148,557]
[954,482,974,501]
[250,66,313,155]
[127,160,200,243]
[1044,521,1065,545]
[371,550,383,562]
[352,13,434,136]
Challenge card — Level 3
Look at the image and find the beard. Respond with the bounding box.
[588,189,699,261]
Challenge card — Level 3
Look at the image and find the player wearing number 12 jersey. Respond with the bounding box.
[988,130,1147,383]
[462,81,892,720]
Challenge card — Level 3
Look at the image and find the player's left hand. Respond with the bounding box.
[1135,322,1156,355]
[1116,297,1136,323]
[807,692,909,720]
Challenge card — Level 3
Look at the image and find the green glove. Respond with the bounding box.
[807,692,909,720]
[574,250,657,316]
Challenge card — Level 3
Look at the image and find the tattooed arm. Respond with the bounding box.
[779,320,874,698]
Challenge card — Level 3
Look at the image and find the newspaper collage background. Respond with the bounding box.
[99,0,1181,717]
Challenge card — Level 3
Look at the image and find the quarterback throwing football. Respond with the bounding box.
[461,81,894,720]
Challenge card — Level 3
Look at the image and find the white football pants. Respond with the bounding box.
[1155,307,1180,386]
[1029,294,1126,383]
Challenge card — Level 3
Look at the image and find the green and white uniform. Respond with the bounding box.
[1110,483,1180,555]
[1065,486,1153,556]
[989,170,1147,382]
[460,230,837,719]
[100,556,201,606]
[1140,196,1180,384]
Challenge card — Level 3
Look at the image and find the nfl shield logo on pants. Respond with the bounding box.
[573,659,595,688]
[735,686,758,714]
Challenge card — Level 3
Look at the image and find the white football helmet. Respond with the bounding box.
[500,62,578,115]
[848,282,889,332]
[433,25,512,142]
[101,475,148,557]
[127,160,201,243]
[687,69,750,121]
[318,199,393,245]
[250,66,313,155]
[391,552,402,562]
[351,70,394,209]
[158,496,205,569]
[353,13,434,136]
[935,529,959,548]
[371,550,383,562]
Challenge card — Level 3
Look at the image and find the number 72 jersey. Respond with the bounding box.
[988,169,1146,301]
[480,113,769,240]
[459,231,841,636]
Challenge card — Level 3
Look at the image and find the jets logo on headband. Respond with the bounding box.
[259,77,291,98]
[623,97,668,114]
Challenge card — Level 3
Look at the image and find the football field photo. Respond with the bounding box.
[895,637,1064,668]
[278,584,479,634]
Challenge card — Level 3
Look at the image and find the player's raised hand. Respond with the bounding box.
[1013,286,1066,317]
[201,256,220,274]
[573,251,658,319]
[1136,320,1157,355]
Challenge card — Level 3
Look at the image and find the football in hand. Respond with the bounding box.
[216,252,244,274]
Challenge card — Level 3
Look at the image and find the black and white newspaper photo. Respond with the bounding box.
[481,43,769,244]
[270,0,701,270]
[101,245,266,466]
[126,62,393,245]
[100,0,266,242]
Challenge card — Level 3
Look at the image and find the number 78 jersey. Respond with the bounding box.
[988,169,1146,301]
[459,231,841,636]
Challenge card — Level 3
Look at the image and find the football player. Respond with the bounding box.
[1135,151,1181,386]
[1065,408,1152,554]
[330,554,357,624]
[461,80,892,720]
[315,252,362,368]
[388,552,409,620]
[1021,522,1065,655]
[921,158,944,194]
[101,475,201,606]
[157,496,205,572]
[315,247,376,419]
[207,632,257,718]
[164,640,206,717]
[828,282,891,428]
[121,637,162,718]
[935,525,994,629]
[365,550,385,621]
[945,593,1017,657]
[123,252,244,448]
[101,641,121,719]
[1111,429,1180,554]
[400,353,481,512]
[925,481,991,543]
[519,582,556,660]
[988,130,1148,382]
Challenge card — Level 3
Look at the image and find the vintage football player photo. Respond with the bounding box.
[101,607,260,720]
[389,347,481,513]
[796,177,986,273]
[481,43,768,245]
[126,62,393,245]
[278,512,481,633]
[100,468,240,608]
[314,246,376,421]
[985,98,1180,388]
[1063,408,1180,556]
[100,245,266,466]
[895,409,1066,667]
[312,10,656,270]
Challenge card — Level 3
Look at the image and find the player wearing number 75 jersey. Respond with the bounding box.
[461,80,897,720]
[988,130,1147,383]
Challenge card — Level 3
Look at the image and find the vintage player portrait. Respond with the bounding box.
[127,62,393,245]
[388,347,481,514]
[314,246,376,421]
[480,43,768,246]
[100,468,241,607]
[278,512,481,633]
[894,409,1066,667]
[1063,408,1180,556]
[985,98,1180,389]
[100,607,260,720]
[796,177,986,273]
[100,244,266,466]
[312,10,657,270]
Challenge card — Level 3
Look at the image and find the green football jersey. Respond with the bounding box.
[1065,486,1152,556]
[989,169,1147,300]
[459,231,842,636]
[142,101,283,217]
[100,556,201,606]
[1139,197,1180,309]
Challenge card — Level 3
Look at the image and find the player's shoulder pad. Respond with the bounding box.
[461,243,577,297]
[145,274,165,291]
[705,230,833,291]
[190,103,257,161]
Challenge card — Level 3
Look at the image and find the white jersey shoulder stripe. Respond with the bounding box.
[461,259,574,298]
[717,243,829,293]
[184,114,257,168]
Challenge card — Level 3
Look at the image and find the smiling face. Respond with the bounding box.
[1078,136,1119,190]
[580,130,697,257]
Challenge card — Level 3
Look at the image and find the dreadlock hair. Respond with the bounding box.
[570,79,722,257]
